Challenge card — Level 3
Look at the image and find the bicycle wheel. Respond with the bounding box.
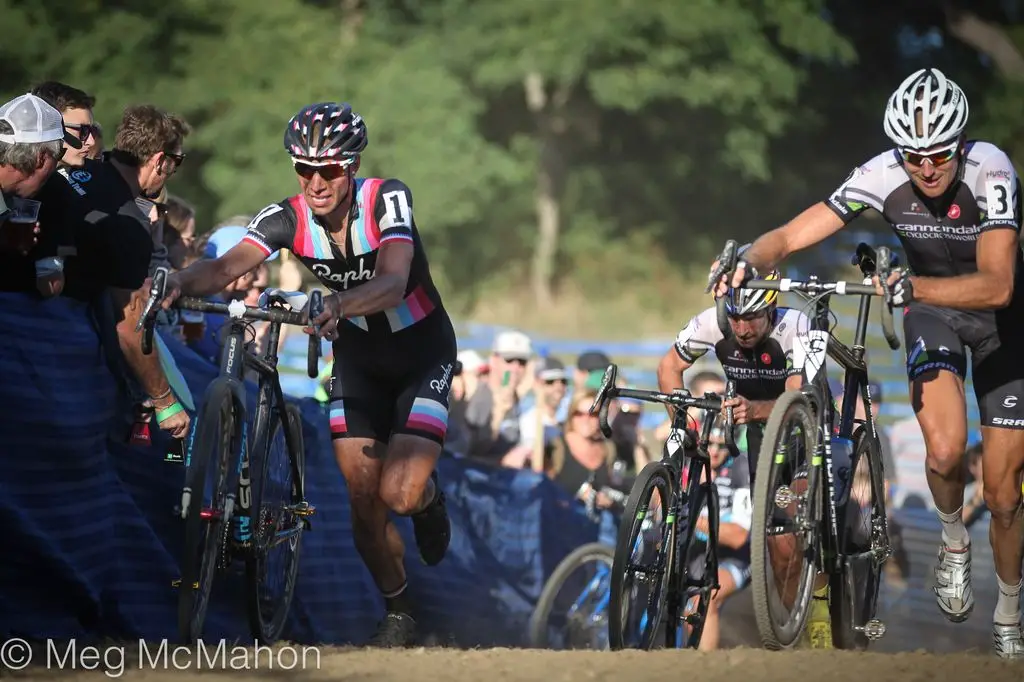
[178,379,240,644]
[678,480,719,649]
[831,425,888,650]
[246,402,306,643]
[609,461,676,650]
[750,389,822,650]
[528,542,614,650]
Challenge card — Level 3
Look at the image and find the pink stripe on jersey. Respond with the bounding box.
[360,178,384,249]
[242,235,272,256]
[288,195,315,257]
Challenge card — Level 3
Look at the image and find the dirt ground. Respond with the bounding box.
[11,646,1023,682]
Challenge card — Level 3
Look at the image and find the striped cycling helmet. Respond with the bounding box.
[726,268,780,316]
[283,102,367,161]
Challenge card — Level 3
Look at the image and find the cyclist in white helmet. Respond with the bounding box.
[713,68,1024,657]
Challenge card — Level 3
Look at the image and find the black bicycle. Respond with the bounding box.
[139,266,323,644]
[593,364,735,650]
[712,240,899,650]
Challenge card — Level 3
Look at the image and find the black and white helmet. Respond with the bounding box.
[883,68,968,149]
[283,102,367,160]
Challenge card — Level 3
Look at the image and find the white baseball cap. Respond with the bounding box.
[457,350,488,375]
[492,330,532,360]
[0,94,81,149]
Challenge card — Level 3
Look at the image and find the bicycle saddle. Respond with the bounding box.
[258,288,309,312]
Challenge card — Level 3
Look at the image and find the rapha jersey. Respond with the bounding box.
[674,306,805,403]
[243,177,446,336]
[825,141,1024,304]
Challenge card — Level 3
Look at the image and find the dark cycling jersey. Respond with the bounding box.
[243,177,444,338]
[243,177,457,446]
[674,306,806,401]
[825,141,1024,428]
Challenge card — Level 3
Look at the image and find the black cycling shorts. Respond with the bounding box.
[327,311,458,446]
[903,303,1024,429]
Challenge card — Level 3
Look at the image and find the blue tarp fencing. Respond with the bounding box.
[0,292,607,646]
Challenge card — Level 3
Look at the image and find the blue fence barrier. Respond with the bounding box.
[0,293,602,646]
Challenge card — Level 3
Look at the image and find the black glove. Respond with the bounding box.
[888,269,914,306]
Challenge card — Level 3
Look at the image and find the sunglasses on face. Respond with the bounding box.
[500,357,528,366]
[65,123,99,142]
[293,158,355,181]
[162,151,186,169]
[543,378,568,386]
[572,409,597,418]
[899,140,959,167]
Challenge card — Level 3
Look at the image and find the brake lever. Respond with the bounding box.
[704,239,739,294]
[874,246,901,351]
[723,380,736,448]
[590,364,618,438]
[135,266,168,333]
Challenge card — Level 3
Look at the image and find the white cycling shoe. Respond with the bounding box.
[993,622,1024,659]
[933,541,974,622]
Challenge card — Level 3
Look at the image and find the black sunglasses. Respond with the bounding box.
[65,123,100,142]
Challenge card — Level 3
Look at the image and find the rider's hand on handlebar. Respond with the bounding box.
[871,270,914,306]
[722,395,752,425]
[158,273,183,311]
[305,293,342,341]
[708,259,751,298]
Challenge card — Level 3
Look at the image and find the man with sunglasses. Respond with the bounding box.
[714,68,1024,657]
[656,266,832,646]
[30,81,98,168]
[160,102,455,647]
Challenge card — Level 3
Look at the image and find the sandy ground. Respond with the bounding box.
[7,646,1023,682]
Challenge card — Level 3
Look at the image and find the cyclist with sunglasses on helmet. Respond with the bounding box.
[159,102,455,648]
[712,68,1024,658]
[657,265,836,647]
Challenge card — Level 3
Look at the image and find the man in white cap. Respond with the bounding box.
[0,93,81,263]
[464,330,533,461]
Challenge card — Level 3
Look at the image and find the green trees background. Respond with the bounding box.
[4,0,1022,333]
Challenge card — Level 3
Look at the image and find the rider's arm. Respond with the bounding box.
[743,157,887,272]
[719,487,752,550]
[173,242,268,297]
[333,179,417,316]
[658,308,718,420]
[909,150,1021,310]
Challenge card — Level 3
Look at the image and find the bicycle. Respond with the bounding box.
[712,240,900,650]
[138,266,324,644]
[528,475,627,650]
[592,364,735,650]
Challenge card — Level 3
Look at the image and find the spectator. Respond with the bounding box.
[501,357,569,469]
[452,349,487,403]
[0,93,82,290]
[464,330,532,461]
[61,102,193,439]
[161,194,196,270]
[545,389,618,506]
[30,81,97,169]
[655,370,725,443]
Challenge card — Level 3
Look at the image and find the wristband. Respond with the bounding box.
[156,402,184,423]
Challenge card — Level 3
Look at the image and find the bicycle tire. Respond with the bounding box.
[245,402,306,643]
[677,480,718,649]
[750,389,822,650]
[528,542,614,649]
[178,380,240,644]
[609,461,676,650]
[830,425,887,650]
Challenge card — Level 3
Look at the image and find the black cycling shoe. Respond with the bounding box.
[412,470,451,566]
[368,612,417,648]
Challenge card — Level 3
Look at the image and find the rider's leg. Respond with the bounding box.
[698,561,745,651]
[973,335,1024,657]
[383,356,457,567]
[903,306,972,621]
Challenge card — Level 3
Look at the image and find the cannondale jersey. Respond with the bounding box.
[825,141,1023,303]
[674,306,806,402]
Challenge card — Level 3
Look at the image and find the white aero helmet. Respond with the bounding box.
[884,68,969,149]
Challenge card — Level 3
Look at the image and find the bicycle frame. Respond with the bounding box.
[211,313,304,549]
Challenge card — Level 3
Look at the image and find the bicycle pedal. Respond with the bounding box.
[290,501,316,517]
[853,618,886,640]
[170,579,200,589]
